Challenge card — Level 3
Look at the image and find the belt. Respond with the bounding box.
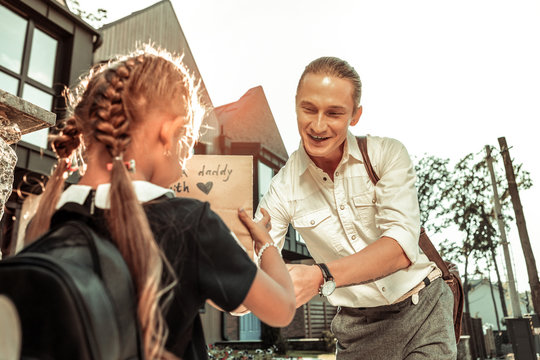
[393,267,442,304]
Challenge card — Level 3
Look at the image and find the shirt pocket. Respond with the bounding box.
[292,208,332,229]
[352,191,376,227]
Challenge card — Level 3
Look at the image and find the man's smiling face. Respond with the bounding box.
[296,73,361,171]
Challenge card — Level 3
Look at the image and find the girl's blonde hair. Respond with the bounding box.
[26,45,205,359]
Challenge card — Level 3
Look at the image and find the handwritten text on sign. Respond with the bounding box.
[170,155,254,258]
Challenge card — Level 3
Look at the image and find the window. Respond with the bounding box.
[295,230,305,244]
[258,161,274,202]
[0,4,59,148]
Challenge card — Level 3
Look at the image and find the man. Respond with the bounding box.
[255,57,456,359]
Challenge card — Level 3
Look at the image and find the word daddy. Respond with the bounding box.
[198,163,233,182]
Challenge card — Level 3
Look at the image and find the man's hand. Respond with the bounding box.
[286,264,324,308]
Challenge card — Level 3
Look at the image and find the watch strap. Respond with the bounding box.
[316,263,334,281]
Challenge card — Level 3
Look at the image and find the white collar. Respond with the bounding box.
[297,130,362,175]
[56,181,174,210]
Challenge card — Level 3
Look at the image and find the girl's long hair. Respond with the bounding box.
[25,46,204,359]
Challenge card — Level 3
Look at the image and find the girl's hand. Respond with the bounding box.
[238,208,273,253]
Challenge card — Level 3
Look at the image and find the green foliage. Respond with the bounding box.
[66,0,108,28]
[207,345,275,360]
[414,145,533,311]
[415,146,532,260]
[260,324,287,355]
[414,155,452,234]
[321,330,337,353]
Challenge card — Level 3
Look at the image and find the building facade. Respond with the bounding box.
[0,0,100,256]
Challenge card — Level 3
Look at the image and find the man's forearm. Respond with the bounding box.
[328,236,411,288]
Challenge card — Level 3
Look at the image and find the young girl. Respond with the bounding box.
[25,47,295,360]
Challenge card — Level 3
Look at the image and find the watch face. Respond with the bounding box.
[321,281,336,296]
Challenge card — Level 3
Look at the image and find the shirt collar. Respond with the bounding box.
[56,181,175,210]
[297,131,363,175]
[347,131,364,163]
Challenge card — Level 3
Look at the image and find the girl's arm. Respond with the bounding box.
[237,208,296,327]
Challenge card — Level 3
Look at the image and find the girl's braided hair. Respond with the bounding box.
[26,46,205,359]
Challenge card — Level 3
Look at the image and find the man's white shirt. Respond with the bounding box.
[256,131,435,307]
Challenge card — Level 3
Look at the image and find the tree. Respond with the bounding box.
[66,0,108,28]
[414,147,532,316]
[414,155,452,234]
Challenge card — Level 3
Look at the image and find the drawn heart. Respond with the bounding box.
[197,181,213,195]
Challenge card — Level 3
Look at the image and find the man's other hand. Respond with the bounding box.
[286,263,324,308]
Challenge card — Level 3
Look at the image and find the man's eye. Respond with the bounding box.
[303,107,317,113]
[328,112,344,117]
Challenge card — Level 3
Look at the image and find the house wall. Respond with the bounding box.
[200,303,223,344]
[0,0,98,255]
[468,279,531,331]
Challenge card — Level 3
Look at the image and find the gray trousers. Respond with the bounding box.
[331,278,457,360]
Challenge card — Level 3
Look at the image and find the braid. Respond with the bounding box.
[52,117,82,159]
[25,117,82,242]
[87,56,167,359]
[92,60,136,158]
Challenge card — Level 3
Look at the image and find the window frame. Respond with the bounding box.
[0,2,70,147]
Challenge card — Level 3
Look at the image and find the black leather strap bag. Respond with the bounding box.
[357,136,464,343]
[0,205,143,359]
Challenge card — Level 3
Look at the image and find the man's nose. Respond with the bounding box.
[311,113,328,133]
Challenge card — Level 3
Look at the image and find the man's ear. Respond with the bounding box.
[350,106,363,127]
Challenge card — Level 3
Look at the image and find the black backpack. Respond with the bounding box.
[0,205,143,360]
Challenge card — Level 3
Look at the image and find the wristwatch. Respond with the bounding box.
[315,263,336,297]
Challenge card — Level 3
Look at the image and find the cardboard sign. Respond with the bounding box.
[170,155,254,259]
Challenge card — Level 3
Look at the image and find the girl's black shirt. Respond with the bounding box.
[52,195,257,360]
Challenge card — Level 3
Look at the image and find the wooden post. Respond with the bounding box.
[498,137,540,315]
[485,145,521,317]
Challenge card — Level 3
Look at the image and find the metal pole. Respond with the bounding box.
[485,145,522,317]
[498,137,540,316]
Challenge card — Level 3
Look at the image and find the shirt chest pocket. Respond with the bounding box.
[353,192,377,226]
[292,208,332,229]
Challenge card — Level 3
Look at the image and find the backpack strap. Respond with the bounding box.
[355,136,452,280]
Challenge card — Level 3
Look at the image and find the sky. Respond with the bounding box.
[79,0,540,294]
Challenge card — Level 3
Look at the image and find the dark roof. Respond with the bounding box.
[214,86,288,161]
[45,0,101,35]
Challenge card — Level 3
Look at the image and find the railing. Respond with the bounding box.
[304,302,338,338]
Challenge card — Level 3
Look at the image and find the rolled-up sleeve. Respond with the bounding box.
[374,138,420,263]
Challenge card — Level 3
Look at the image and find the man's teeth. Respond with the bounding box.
[310,135,329,140]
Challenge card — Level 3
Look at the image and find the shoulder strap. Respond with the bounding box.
[355,136,452,280]
[357,136,380,184]
[418,229,452,280]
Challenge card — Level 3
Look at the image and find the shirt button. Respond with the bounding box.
[340,205,345,210]
[372,198,376,204]
[382,287,386,292]
[351,235,356,240]
[335,172,339,177]
[310,220,315,225]
[323,177,327,181]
